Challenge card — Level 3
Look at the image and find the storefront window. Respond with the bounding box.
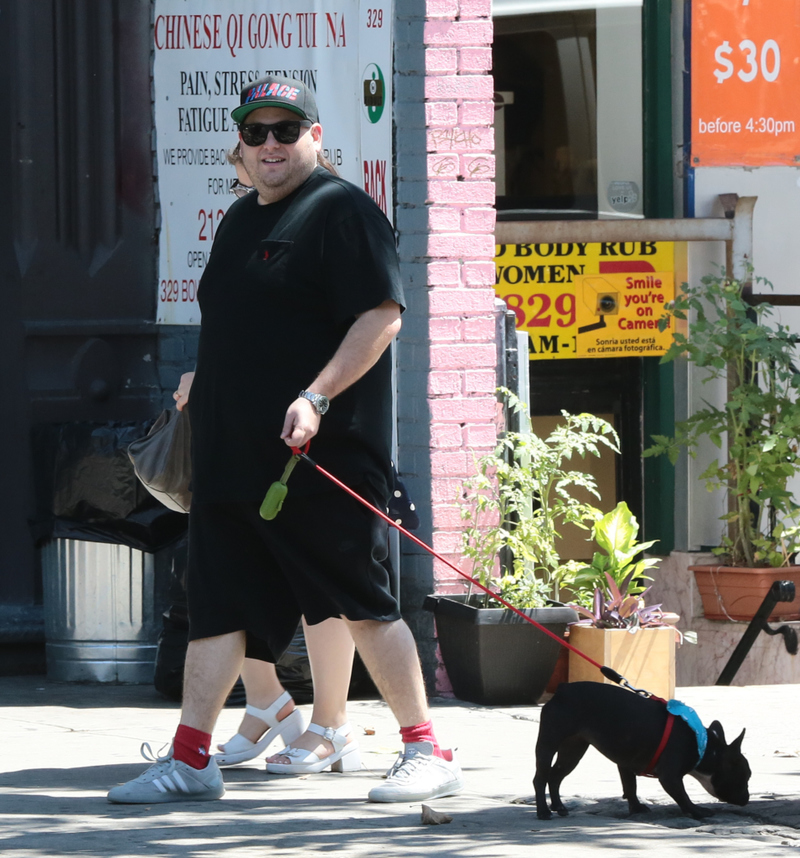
[494,0,643,220]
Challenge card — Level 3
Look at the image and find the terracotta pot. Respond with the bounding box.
[567,625,676,701]
[690,565,800,622]
[545,641,570,694]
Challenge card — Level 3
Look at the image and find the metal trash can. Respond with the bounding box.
[42,539,159,683]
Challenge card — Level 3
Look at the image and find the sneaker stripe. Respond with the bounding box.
[108,758,224,804]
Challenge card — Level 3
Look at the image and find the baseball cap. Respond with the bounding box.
[232,75,319,125]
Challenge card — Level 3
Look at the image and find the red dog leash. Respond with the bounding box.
[291,444,631,684]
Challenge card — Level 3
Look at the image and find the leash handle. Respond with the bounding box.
[291,445,607,673]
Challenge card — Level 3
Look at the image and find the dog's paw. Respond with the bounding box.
[536,809,553,820]
[556,807,569,817]
[629,802,650,815]
[689,806,713,820]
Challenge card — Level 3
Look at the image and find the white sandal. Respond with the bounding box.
[215,691,305,767]
[266,722,361,774]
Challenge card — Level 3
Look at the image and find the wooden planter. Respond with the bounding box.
[568,625,676,701]
[690,565,800,622]
[424,595,577,705]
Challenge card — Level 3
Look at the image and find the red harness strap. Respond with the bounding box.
[641,710,675,777]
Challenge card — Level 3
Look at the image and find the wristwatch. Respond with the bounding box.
[299,390,330,415]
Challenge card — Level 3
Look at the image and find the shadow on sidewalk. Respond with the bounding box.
[0,789,755,858]
[0,761,797,857]
[0,677,179,711]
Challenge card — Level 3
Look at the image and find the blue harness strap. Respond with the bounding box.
[667,699,708,767]
[640,697,707,777]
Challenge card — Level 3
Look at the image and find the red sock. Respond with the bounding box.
[400,721,452,761]
[173,724,212,769]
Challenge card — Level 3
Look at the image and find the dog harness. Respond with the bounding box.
[641,698,708,777]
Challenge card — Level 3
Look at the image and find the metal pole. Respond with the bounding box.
[716,581,797,686]
[494,216,735,246]
[730,196,757,290]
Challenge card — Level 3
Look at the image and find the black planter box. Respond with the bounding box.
[424,594,577,705]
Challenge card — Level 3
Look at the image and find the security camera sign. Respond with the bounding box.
[495,242,676,360]
[574,272,674,357]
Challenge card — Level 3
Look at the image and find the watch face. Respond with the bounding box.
[300,390,329,414]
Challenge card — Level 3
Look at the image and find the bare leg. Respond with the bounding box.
[267,617,355,762]
[343,618,428,729]
[181,631,246,734]
[218,659,295,748]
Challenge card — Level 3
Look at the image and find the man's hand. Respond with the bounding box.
[280,397,321,448]
[173,371,195,411]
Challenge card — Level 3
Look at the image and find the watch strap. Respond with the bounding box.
[299,390,329,415]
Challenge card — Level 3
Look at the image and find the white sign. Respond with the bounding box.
[154,0,393,324]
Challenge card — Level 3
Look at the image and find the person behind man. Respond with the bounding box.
[205,140,361,773]
[108,75,462,804]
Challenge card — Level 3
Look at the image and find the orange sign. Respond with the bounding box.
[692,0,800,166]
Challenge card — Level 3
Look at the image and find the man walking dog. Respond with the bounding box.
[108,75,462,805]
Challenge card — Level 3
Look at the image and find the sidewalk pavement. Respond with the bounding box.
[1,675,799,858]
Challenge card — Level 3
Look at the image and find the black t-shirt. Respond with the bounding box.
[189,167,405,503]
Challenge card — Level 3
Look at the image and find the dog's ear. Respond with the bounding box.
[731,728,746,751]
[707,720,726,744]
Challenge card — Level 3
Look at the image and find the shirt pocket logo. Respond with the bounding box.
[245,239,294,283]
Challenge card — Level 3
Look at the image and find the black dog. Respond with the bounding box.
[534,682,751,820]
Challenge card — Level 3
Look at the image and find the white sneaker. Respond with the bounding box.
[367,742,463,803]
[107,753,225,804]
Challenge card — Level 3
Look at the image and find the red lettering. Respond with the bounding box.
[362,160,387,214]
[153,14,222,49]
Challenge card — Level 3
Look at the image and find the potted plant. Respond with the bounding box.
[567,502,680,701]
[425,395,620,705]
[645,267,800,621]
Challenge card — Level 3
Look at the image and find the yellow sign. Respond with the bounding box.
[494,241,676,360]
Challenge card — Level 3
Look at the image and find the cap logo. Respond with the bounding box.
[244,83,300,105]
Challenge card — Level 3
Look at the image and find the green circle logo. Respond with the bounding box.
[362,64,385,124]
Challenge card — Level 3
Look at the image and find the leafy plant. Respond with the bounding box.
[568,502,673,631]
[460,392,620,609]
[570,501,660,605]
[645,267,800,567]
[570,572,670,632]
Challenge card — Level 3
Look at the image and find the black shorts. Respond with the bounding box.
[186,484,401,663]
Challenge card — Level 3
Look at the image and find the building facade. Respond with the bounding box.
[1,0,798,688]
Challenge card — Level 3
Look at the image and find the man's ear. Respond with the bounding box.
[311,123,323,149]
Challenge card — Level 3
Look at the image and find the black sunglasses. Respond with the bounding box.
[239,120,312,147]
[230,178,254,198]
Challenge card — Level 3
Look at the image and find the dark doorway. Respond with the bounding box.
[0,1,158,615]
[528,355,644,537]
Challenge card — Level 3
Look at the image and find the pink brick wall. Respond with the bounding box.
[422,4,496,695]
